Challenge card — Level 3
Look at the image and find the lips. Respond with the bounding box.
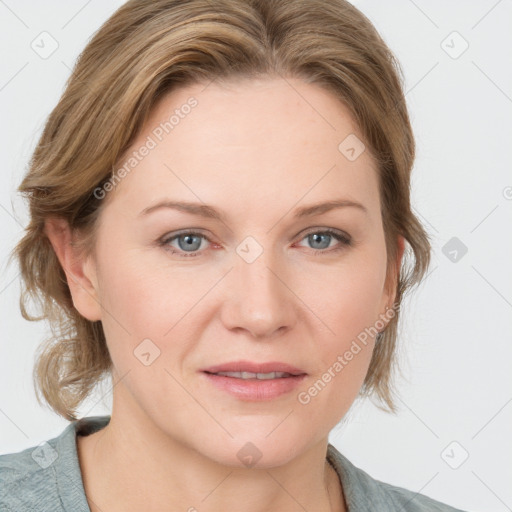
[201,361,308,400]
[214,371,293,380]
[201,360,307,377]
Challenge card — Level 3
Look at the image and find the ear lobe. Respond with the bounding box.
[44,216,102,321]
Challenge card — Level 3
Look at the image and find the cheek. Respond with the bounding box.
[97,245,203,326]
[94,246,212,372]
[297,252,386,402]
[294,266,383,431]
[305,252,387,341]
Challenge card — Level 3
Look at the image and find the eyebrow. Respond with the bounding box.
[139,198,368,220]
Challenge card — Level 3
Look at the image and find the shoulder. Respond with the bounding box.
[368,476,467,511]
[0,415,110,512]
[0,433,64,512]
[327,444,469,511]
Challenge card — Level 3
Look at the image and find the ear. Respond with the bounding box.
[44,217,102,322]
[380,234,406,317]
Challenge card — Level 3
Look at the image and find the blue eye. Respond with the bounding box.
[158,228,352,258]
[159,231,208,258]
[299,229,352,252]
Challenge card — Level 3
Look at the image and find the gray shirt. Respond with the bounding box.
[0,415,468,511]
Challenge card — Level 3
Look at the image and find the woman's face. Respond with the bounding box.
[81,77,401,467]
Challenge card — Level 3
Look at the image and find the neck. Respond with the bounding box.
[77,405,346,512]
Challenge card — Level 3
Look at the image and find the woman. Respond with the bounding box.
[0,0,468,510]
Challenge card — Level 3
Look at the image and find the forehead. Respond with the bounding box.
[108,77,380,221]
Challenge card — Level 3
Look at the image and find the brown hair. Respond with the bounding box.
[11,0,431,421]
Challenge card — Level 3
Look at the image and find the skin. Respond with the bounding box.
[46,77,405,512]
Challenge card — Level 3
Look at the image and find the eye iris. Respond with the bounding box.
[309,233,330,249]
[178,234,202,251]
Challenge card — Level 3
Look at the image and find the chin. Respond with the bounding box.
[192,427,314,470]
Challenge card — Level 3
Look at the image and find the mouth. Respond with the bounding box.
[201,360,307,376]
[204,370,298,380]
[200,361,307,400]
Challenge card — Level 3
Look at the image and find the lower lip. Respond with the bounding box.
[202,372,307,400]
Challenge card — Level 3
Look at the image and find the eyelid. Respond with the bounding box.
[157,231,210,259]
[297,226,351,240]
[159,229,214,248]
[294,227,352,251]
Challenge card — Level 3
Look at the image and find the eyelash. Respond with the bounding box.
[158,228,352,258]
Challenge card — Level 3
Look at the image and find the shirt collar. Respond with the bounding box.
[327,443,397,511]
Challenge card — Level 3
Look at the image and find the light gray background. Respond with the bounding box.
[1,1,511,511]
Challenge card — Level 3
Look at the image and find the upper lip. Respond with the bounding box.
[202,360,307,376]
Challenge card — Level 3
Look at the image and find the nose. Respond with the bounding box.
[220,248,297,339]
